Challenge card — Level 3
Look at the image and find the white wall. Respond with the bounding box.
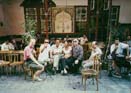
[112,0,131,23]
[53,0,88,6]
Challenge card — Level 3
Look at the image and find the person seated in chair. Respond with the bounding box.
[38,39,52,65]
[110,38,129,77]
[24,38,44,81]
[59,40,72,74]
[1,40,14,51]
[82,41,102,69]
[51,39,63,73]
[71,39,83,73]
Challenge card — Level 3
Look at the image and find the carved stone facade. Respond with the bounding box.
[52,7,74,33]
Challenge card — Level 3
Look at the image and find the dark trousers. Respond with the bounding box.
[70,57,82,73]
[59,57,73,71]
[115,56,131,73]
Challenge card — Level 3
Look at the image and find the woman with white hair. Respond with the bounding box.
[82,41,102,68]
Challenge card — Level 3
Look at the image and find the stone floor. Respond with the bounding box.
[0,70,131,93]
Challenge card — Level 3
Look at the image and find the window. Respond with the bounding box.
[24,7,52,33]
[90,0,95,10]
[75,6,88,32]
[25,8,37,31]
[111,6,120,26]
[76,7,87,22]
[104,0,109,10]
[40,8,52,32]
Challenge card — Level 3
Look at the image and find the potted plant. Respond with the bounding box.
[22,17,36,45]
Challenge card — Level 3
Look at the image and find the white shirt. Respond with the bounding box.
[1,43,14,51]
[80,37,88,45]
[89,47,102,60]
[110,42,129,57]
[38,44,51,62]
[51,44,63,56]
[63,46,72,58]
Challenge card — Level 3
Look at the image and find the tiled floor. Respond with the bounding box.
[0,70,131,93]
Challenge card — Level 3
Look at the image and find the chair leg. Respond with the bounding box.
[82,76,83,85]
[6,66,9,76]
[96,76,99,91]
[18,65,21,75]
[83,78,86,91]
[31,69,34,80]
[24,71,27,80]
[22,65,27,80]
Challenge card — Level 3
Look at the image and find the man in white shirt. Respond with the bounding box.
[83,41,102,68]
[51,39,63,71]
[110,38,129,76]
[38,39,52,65]
[79,35,88,45]
[1,40,14,51]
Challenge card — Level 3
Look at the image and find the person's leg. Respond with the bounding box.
[65,57,73,73]
[60,58,68,74]
[73,60,82,73]
[53,55,60,70]
[33,66,44,81]
[70,57,76,73]
[83,60,93,69]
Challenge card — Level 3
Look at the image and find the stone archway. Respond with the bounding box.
[55,11,72,33]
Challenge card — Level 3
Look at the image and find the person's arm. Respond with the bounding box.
[49,47,53,59]
[39,44,45,53]
[30,53,43,67]
[121,43,129,56]
[110,44,115,54]
[77,46,83,60]
[1,44,4,50]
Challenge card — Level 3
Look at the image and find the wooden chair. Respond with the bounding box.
[9,51,24,75]
[0,51,11,76]
[81,55,101,91]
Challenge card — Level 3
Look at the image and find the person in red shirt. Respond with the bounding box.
[24,38,44,81]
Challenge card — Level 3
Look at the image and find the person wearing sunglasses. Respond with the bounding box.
[38,39,52,66]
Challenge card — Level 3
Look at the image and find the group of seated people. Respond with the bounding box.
[108,37,131,77]
[1,35,131,81]
[0,39,25,51]
[24,37,102,81]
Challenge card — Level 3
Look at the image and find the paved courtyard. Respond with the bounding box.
[0,70,131,93]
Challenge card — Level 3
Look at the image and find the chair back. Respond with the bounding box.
[92,55,101,72]
[10,51,24,62]
[0,51,12,62]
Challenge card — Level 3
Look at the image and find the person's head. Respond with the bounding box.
[44,38,49,48]
[11,39,16,43]
[73,39,79,46]
[29,38,36,47]
[92,41,97,49]
[114,38,120,45]
[67,39,72,46]
[55,39,60,47]
[127,36,131,40]
[5,40,9,44]
[83,35,87,38]
[64,41,68,47]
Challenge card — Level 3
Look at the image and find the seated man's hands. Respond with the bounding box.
[126,56,131,60]
[38,63,44,68]
[75,60,79,64]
